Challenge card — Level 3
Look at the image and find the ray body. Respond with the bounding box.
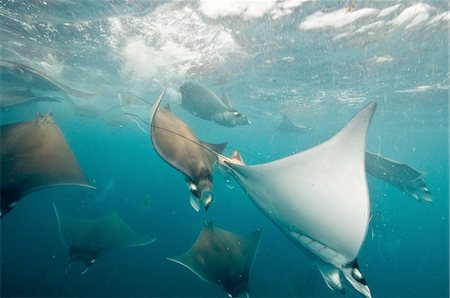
[365,151,432,202]
[168,221,261,297]
[219,103,377,298]
[180,81,249,127]
[149,89,226,211]
[54,204,155,273]
[0,114,94,216]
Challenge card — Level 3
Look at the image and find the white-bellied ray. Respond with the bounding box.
[218,103,377,298]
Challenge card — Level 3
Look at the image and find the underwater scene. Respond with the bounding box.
[0,1,448,297]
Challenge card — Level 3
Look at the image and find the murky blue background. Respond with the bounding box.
[1,1,448,297]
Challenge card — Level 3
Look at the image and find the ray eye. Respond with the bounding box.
[233,111,240,116]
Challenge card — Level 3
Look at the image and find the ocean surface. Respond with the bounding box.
[0,1,448,297]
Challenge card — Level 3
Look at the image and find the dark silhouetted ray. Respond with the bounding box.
[149,89,226,211]
[180,81,249,127]
[168,221,261,297]
[0,114,94,216]
[54,204,155,274]
[365,151,432,202]
[218,103,377,298]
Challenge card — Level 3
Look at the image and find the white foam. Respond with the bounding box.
[281,0,309,10]
[332,31,352,41]
[199,0,309,20]
[354,21,385,33]
[428,11,450,26]
[377,4,401,18]
[301,2,445,38]
[395,85,433,93]
[271,0,310,20]
[244,1,277,20]
[106,18,124,49]
[299,7,379,30]
[281,56,295,62]
[369,55,394,64]
[395,83,448,93]
[121,37,199,82]
[390,3,433,28]
[198,0,277,20]
[336,89,366,104]
[332,20,384,40]
[36,54,64,78]
[107,4,243,87]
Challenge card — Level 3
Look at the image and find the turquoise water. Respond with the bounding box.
[1,1,448,297]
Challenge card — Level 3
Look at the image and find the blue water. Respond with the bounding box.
[1,1,448,297]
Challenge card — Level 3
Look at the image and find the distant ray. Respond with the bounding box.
[0,59,96,99]
[0,88,63,109]
[0,113,94,216]
[218,103,377,298]
[276,112,312,133]
[168,221,261,297]
[180,81,249,127]
[149,89,226,211]
[54,204,155,274]
[365,151,432,202]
